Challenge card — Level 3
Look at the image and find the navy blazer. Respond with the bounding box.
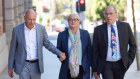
[57,29,92,79]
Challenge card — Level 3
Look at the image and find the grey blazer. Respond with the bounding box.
[8,23,61,74]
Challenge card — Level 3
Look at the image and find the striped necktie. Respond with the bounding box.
[110,25,117,60]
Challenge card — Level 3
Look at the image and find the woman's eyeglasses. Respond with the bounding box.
[69,19,79,22]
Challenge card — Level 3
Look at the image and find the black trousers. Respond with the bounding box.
[67,66,83,79]
[101,60,126,79]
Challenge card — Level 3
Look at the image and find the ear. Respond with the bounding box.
[24,16,26,20]
[78,20,81,24]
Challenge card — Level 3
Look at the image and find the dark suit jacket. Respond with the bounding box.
[92,21,137,75]
[57,29,92,79]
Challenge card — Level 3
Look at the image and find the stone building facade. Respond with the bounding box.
[0,0,32,74]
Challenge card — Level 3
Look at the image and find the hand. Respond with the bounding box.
[59,52,66,61]
[8,69,13,78]
[93,72,100,79]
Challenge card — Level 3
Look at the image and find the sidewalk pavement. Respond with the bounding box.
[124,59,140,79]
[0,32,140,79]
[1,58,140,79]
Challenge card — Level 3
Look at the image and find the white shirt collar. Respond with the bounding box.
[107,21,117,27]
[24,23,36,30]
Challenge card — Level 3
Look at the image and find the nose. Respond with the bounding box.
[107,15,110,18]
[31,20,33,23]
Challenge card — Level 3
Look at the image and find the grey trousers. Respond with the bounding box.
[19,62,41,79]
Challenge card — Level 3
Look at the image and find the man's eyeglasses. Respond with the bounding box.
[104,12,116,16]
[69,19,79,22]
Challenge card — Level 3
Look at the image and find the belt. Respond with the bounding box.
[26,59,38,63]
[107,59,122,63]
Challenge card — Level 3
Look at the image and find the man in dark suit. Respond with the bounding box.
[8,9,66,79]
[92,6,137,79]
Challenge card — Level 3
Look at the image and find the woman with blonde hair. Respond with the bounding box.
[57,13,92,79]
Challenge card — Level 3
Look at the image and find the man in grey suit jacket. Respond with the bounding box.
[8,9,66,79]
[92,6,136,79]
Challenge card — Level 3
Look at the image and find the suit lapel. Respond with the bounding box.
[35,24,40,50]
[20,23,26,48]
[80,29,84,55]
[64,30,69,55]
[103,23,108,49]
[116,21,123,53]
